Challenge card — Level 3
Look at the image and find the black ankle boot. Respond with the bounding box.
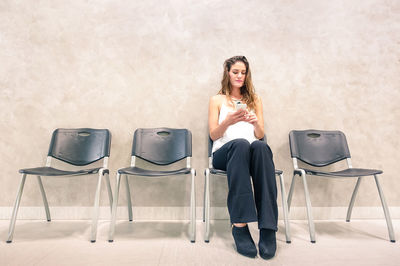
[259,228,276,260]
[231,225,257,258]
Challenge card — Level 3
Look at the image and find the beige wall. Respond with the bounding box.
[1,0,399,218]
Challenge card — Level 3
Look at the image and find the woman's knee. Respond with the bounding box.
[230,138,251,151]
[251,141,273,158]
[250,140,268,150]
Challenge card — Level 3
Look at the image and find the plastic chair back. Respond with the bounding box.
[289,129,351,167]
[48,128,111,166]
[208,137,213,158]
[132,128,192,165]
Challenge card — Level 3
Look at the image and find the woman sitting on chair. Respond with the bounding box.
[208,55,278,259]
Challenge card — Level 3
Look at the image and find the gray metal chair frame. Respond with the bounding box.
[108,128,196,243]
[7,128,113,243]
[287,129,395,243]
[203,137,291,243]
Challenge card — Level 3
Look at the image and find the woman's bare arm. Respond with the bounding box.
[208,95,247,140]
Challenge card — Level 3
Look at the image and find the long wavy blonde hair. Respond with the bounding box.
[218,55,257,110]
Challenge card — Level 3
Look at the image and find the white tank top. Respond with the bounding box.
[211,103,257,154]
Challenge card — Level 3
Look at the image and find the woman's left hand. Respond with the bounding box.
[245,112,258,125]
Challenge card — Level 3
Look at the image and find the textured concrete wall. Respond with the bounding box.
[1,0,399,217]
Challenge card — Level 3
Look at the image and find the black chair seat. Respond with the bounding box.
[19,167,102,176]
[301,167,383,177]
[210,168,283,176]
[118,166,191,176]
[209,168,227,175]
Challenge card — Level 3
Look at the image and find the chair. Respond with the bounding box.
[203,137,291,243]
[287,129,396,243]
[108,128,196,242]
[7,128,113,243]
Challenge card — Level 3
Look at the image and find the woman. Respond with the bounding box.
[208,56,278,259]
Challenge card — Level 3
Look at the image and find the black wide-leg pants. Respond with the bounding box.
[212,138,278,231]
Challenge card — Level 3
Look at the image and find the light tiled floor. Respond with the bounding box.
[1,219,399,266]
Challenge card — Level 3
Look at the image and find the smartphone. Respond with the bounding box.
[235,102,247,111]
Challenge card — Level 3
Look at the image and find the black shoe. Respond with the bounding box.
[259,228,276,260]
[231,224,257,258]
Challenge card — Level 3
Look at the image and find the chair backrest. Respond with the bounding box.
[208,137,213,158]
[208,136,266,157]
[132,128,192,165]
[48,128,111,166]
[289,129,351,167]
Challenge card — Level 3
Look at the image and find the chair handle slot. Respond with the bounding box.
[157,131,170,136]
[78,132,91,137]
[307,133,320,138]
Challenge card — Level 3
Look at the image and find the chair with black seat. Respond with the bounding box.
[203,137,291,243]
[287,129,395,243]
[7,128,113,243]
[108,128,196,243]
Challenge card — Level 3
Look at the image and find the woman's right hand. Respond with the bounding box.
[209,95,249,141]
[224,108,248,126]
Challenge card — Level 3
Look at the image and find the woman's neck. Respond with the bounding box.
[230,87,242,100]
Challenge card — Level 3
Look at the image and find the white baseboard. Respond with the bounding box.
[0,206,399,220]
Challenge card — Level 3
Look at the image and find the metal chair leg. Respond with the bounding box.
[300,170,316,243]
[374,175,396,242]
[190,169,196,243]
[346,177,362,222]
[36,176,51,222]
[91,170,103,243]
[287,173,297,211]
[278,173,291,243]
[104,172,113,213]
[108,173,121,242]
[7,174,27,243]
[125,175,133,222]
[204,168,210,243]
[203,171,206,223]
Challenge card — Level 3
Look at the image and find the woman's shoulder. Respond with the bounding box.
[210,94,226,105]
[253,94,262,105]
[253,94,261,101]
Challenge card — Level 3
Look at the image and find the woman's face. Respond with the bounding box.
[229,61,247,89]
